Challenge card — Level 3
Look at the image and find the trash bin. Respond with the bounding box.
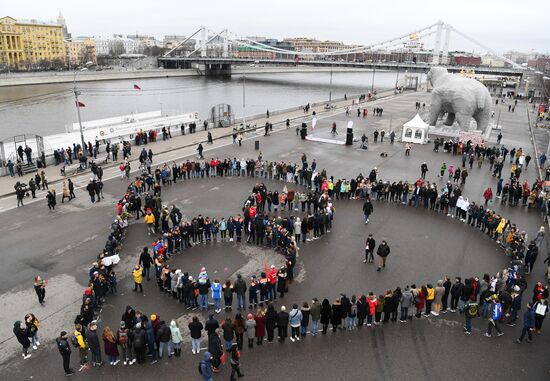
[345,127,354,146]
[300,123,308,140]
[254,140,260,150]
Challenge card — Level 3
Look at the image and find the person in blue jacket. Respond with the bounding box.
[200,351,213,381]
[485,295,504,337]
[515,303,535,343]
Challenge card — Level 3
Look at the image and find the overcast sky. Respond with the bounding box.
[5,0,549,54]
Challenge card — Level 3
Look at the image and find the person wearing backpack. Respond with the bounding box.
[73,324,89,371]
[485,295,504,337]
[156,320,172,359]
[117,321,133,365]
[199,351,213,381]
[463,300,478,335]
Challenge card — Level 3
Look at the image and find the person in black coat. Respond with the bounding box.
[357,295,368,327]
[365,234,376,263]
[13,321,31,358]
[277,268,287,298]
[86,322,103,366]
[391,288,402,321]
[331,299,343,331]
[277,306,289,342]
[362,198,374,223]
[320,299,331,334]
[383,291,393,323]
[56,331,73,375]
[376,241,390,271]
[205,314,220,337]
[340,294,351,329]
[265,304,278,342]
[208,329,223,371]
[132,323,147,364]
[121,306,136,330]
[139,248,153,281]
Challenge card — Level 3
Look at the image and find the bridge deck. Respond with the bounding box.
[158,57,524,77]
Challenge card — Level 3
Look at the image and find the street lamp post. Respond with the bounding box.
[242,75,246,126]
[73,66,92,158]
[328,68,333,104]
[73,80,86,158]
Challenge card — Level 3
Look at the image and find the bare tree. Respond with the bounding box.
[109,40,126,57]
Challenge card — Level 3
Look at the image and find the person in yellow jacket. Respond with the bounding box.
[133,265,143,292]
[495,218,507,243]
[74,324,89,370]
[424,284,435,317]
[144,210,155,236]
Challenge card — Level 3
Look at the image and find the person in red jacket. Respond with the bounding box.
[267,265,278,301]
[366,293,378,327]
[483,187,493,206]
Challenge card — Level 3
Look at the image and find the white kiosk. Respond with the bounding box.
[402,114,429,144]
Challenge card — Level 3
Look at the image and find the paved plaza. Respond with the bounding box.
[1,90,549,380]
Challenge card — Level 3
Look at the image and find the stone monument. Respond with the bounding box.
[427,67,492,134]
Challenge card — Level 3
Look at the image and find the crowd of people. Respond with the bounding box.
[16,136,550,378]
[35,153,340,376]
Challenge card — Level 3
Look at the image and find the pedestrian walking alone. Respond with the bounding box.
[515,303,535,343]
[362,197,373,224]
[376,240,390,271]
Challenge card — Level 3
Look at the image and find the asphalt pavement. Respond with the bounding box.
[1,91,548,380]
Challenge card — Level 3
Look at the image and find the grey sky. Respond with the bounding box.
[4,0,549,54]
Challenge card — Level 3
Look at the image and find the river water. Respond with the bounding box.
[0,71,416,138]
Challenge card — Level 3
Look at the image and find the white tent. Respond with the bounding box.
[402,114,429,144]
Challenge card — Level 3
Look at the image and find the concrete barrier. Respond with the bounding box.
[0,69,200,87]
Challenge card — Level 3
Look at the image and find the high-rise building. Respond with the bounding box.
[56,11,71,40]
[0,16,66,70]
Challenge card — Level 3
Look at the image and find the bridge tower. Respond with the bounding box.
[431,20,444,65]
[440,24,451,65]
[222,29,229,58]
[200,26,207,57]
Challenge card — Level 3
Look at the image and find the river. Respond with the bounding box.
[0,70,419,138]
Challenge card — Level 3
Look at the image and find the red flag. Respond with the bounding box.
[133,84,141,90]
[264,261,269,277]
[75,101,85,107]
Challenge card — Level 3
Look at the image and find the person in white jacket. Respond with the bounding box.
[170,320,183,357]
